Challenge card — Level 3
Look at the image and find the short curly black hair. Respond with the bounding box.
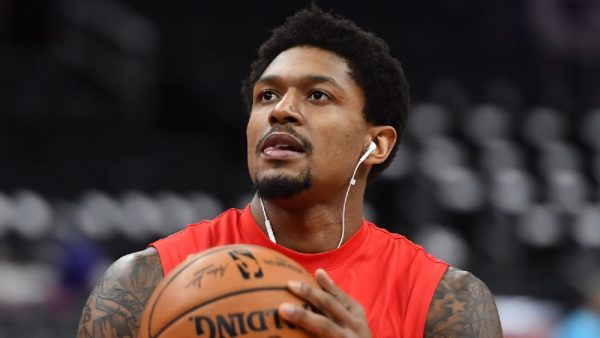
[241,5,409,181]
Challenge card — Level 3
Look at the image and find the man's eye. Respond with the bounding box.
[308,90,330,101]
[260,90,279,102]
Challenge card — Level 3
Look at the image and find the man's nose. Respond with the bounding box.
[269,90,303,125]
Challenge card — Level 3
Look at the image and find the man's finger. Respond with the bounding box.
[315,269,351,304]
[279,302,344,338]
[287,279,349,324]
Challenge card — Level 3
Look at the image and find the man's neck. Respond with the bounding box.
[249,192,365,253]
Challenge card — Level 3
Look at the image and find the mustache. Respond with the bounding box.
[256,125,313,155]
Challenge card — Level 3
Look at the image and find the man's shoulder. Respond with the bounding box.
[151,207,249,275]
[365,221,448,264]
[77,248,164,338]
[110,247,164,278]
[425,266,503,338]
[170,207,247,234]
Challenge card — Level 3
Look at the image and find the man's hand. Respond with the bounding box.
[278,268,372,338]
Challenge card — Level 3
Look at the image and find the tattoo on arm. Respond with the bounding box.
[424,267,503,338]
[77,248,164,338]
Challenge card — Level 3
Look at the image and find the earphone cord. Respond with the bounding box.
[259,157,365,249]
[259,197,277,243]
[337,158,364,248]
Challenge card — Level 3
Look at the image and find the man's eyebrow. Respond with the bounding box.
[305,75,344,90]
[255,74,344,90]
[255,75,280,86]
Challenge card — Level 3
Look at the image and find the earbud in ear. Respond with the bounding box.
[357,141,377,165]
[350,141,377,186]
[366,141,376,155]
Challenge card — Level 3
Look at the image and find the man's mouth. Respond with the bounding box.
[260,132,306,158]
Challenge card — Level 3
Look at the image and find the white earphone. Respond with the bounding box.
[359,141,377,163]
[351,141,376,186]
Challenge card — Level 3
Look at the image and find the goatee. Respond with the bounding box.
[255,170,313,200]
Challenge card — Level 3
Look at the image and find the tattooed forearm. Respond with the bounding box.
[77,248,163,338]
[424,267,503,338]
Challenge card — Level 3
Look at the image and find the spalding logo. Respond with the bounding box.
[228,249,264,280]
[189,306,308,338]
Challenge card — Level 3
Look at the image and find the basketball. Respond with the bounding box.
[139,244,319,338]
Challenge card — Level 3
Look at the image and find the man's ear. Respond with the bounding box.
[365,126,397,165]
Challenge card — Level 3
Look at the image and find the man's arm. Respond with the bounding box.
[77,247,164,338]
[425,266,503,338]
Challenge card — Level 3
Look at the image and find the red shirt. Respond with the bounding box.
[151,206,448,338]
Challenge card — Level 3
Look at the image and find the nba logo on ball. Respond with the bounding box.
[139,244,319,338]
[228,249,264,280]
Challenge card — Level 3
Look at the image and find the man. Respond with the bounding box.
[77,6,503,338]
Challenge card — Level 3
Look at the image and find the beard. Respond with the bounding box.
[255,169,313,200]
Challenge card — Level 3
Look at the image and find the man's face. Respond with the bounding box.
[247,46,368,201]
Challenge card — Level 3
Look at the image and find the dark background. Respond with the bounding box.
[1,0,600,337]
[2,0,599,197]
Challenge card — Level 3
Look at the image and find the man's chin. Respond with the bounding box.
[255,171,313,200]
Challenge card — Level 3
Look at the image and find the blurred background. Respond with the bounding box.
[1,0,600,337]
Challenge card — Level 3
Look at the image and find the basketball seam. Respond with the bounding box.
[153,286,289,338]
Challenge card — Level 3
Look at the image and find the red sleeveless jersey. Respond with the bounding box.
[150,206,448,338]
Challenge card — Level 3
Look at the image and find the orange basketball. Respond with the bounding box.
[139,244,319,338]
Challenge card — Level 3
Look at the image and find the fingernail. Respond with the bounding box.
[280,302,295,316]
[317,269,332,283]
[288,280,302,291]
